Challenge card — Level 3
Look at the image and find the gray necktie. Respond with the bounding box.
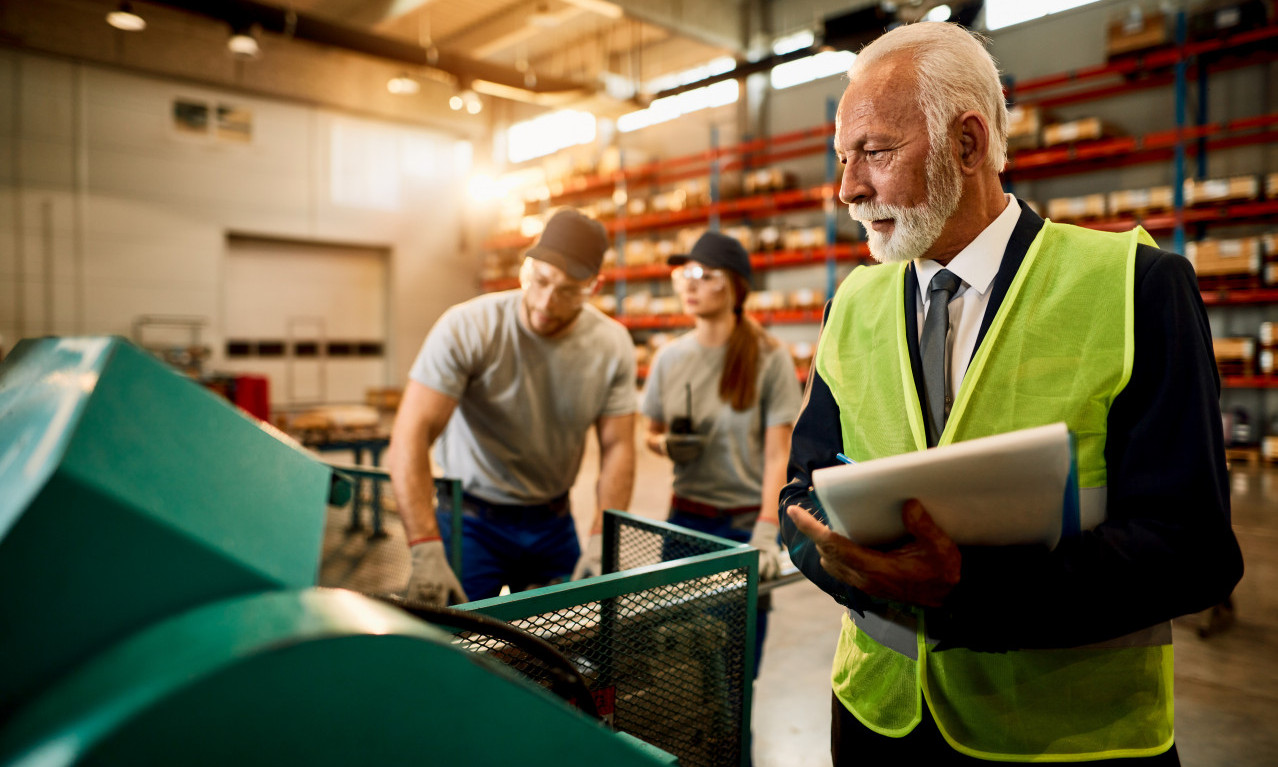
[921,268,962,447]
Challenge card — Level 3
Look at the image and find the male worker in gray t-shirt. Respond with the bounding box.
[387,208,637,606]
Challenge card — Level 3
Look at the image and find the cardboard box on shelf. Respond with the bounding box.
[758,226,783,251]
[1107,186,1175,216]
[649,296,683,315]
[1184,175,1260,206]
[1007,104,1044,152]
[624,239,656,266]
[1266,173,1278,199]
[722,226,757,252]
[1260,348,1275,376]
[1186,237,1263,277]
[783,226,828,251]
[622,291,652,316]
[1107,7,1169,57]
[790,288,825,310]
[1214,337,1256,375]
[1188,0,1271,41]
[746,290,788,312]
[1042,117,1113,147]
[1046,194,1107,221]
[790,342,815,370]
[1259,322,1275,348]
[743,168,797,196]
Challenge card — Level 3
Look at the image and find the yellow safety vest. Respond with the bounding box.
[814,221,1174,761]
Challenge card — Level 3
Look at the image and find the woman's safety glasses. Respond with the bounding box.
[671,263,728,292]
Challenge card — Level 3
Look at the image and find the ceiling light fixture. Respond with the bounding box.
[450,88,483,114]
[924,4,953,21]
[227,25,261,60]
[387,73,420,95]
[106,2,146,32]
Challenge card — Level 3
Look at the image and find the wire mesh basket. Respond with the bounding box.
[455,511,759,767]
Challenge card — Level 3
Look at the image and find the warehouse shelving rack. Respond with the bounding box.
[1001,12,1278,400]
[479,13,1278,396]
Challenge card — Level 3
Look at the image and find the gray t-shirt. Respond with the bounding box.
[411,290,637,505]
[641,331,802,508]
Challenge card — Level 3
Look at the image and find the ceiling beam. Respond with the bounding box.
[604,0,745,53]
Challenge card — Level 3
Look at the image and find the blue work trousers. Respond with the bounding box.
[436,490,580,603]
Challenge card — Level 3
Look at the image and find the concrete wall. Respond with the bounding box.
[0,50,476,385]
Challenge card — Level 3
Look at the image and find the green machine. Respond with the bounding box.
[0,337,673,766]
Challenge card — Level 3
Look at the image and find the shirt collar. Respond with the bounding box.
[915,193,1018,299]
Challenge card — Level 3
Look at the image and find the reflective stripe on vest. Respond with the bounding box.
[816,221,1174,761]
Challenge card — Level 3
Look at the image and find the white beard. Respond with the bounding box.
[849,144,963,264]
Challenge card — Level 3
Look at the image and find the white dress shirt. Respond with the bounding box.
[914,194,1020,402]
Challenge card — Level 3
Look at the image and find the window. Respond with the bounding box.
[616,57,740,134]
[506,109,598,164]
[985,0,1103,31]
[770,50,855,90]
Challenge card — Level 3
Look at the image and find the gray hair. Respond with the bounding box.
[848,22,1008,172]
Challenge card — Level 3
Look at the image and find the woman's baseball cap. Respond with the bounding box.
[525,208,611,280]
[669,231,752,281]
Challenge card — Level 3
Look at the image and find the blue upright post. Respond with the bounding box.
[710,124,721,232]
[1173,9,1188,258]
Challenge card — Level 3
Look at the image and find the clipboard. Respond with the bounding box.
[811,422,1081,550]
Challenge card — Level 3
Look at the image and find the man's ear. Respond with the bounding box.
[955,110,990,174]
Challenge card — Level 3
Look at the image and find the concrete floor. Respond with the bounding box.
[320,440,1278,766]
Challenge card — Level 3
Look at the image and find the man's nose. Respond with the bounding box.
[839,161,871,206]
[532,287,555,312]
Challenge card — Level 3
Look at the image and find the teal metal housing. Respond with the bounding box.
[0,336,674,766]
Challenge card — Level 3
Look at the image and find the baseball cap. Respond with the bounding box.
[669,231,752,281]
[525,208,611,281]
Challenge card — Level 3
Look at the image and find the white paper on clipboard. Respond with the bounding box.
[811,422,1076,550]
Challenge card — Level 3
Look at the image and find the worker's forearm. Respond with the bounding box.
[759,472,784,526]
[594,443,635,533]
[389,447,440,541]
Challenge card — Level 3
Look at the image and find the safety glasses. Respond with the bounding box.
[671,263,728,291]
[519,258,598,306]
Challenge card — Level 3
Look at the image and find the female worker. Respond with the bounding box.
[641,230,803,676]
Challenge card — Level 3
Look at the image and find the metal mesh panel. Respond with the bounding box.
[458,514,754,767]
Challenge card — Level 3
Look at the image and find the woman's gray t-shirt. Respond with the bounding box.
[641,332,802,509]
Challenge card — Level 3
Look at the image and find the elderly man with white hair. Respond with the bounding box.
[779,22,1242,765]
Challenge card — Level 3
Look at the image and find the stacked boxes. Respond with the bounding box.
[1106,6,1169,57]
[1260,322,1275,376]
[1107,186,1174,216]
[1042,117,1112,147]
[1046,194,1107,221]
[1213,337,1255,376]
[1184,175,1261,206]
[1265,234,1278,286]
[1187,237,1263,281]
[1046,174,1266,225]
[1007,105,1044,152]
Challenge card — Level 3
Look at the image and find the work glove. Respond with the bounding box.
[749,519,783,581]
[572,532,603,580]
[405,539,467,607]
